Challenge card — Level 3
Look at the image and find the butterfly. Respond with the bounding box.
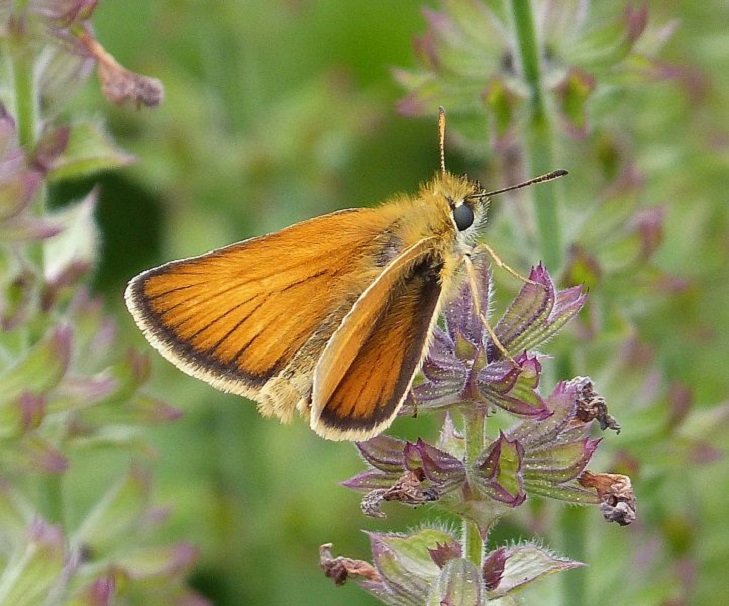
[125,109,565,440]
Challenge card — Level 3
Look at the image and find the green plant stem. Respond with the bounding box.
[8,10,39,152]
[561,506,588,604]
[510,4,585,605]
[8,17,45,272]
[9,18,62,523]
[11,45,38,152]
[461,406,487,567]
[509,0,563,270]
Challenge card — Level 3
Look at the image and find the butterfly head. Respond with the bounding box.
[425,171,489,244]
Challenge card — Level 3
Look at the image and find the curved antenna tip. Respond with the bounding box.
[473,169,569,199]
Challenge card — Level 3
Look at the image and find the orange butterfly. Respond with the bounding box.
[125,109,565,440]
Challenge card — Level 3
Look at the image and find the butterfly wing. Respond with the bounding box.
[311,237,444,440]
[125,207,401,422]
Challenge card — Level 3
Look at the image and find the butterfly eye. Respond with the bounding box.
[452,203,474,231]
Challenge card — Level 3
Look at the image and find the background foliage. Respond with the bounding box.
[19,0,729,604]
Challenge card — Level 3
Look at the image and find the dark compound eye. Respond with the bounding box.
[452,203,474,231]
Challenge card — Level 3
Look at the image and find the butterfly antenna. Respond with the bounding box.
[471,169,568,199]
[437,106,447,175]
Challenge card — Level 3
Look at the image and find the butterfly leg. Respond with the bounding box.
[462,254,516,365]
[471,241,540,286]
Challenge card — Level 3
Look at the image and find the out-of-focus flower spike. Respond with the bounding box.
[0,480,35,541]
[127,349,151,384]
[46,373,117,415]
[0,165,43,222]
[114,543,198,581]
[0,392,46,439]
[2,270,35,331]
[624,5,649,46]
[12,436,69,474]
[0,216,65,243]
[553,68,596,138]
[483,75,523,149]
[64,289,116,359]
[0,325,72,407]
[74,466,151,557]
[0,519,66,606]
[77,394,183,427]
[567,5,649,70]
[65,575,115,606]
[629,205,665,261]
[29,126,70,172]
[0,103,18,154]
[562,244,602,292]
[32,0,100,24]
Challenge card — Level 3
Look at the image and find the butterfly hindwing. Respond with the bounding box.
[311,238,443,440]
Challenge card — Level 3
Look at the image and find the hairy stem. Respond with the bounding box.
[461,406,487,566]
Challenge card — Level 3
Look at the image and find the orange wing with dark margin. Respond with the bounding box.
[125,207,399,396]
[311,238,443,440]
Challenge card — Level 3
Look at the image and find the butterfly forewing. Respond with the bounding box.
[125,207,402,408]
[312,238,443,440]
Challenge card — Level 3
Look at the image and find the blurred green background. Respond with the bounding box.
[60,1,729,604]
